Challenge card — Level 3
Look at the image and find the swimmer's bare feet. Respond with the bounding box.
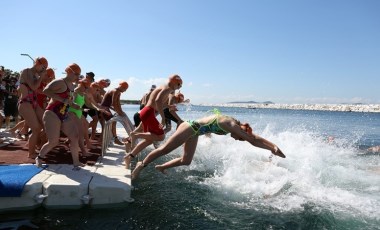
[153,141,160,149]
[155,165,167,175]
[114,137,123,145]
[35,155,46,168]
[73,162,85,167]
[124,154,134,169]
[129,132,136,149]
[124,141,131,153]
[131,161,144,180]
[28,152,38,159]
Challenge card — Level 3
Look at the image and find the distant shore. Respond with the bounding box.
[202,103,380,113]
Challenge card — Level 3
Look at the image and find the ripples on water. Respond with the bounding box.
[1,105,379,229]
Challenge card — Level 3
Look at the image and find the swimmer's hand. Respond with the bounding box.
[272,146,286,158]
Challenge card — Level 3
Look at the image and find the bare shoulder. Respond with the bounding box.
[114,89,121,95]
[161,85,174,96]
[46,79,64,91]
[20,68,31,82]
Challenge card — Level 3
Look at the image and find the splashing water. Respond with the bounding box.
[170,127,380,223]
[3,105,378,229]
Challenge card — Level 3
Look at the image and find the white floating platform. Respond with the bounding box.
[0,144,132,212]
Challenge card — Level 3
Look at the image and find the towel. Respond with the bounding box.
[0,165,44,197]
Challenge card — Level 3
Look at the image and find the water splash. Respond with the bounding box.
[167,127,380,222]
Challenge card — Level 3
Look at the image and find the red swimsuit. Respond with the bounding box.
[18,83,38,109]
[36,82,47,109]
[139,106,164,135]
[45,81,72,121]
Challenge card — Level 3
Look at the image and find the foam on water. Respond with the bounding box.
[164,127,380,222]
[117,105,380,225]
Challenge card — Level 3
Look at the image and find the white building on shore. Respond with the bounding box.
[202,103,380,113]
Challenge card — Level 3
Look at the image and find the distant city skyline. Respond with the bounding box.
[1,0,379,105]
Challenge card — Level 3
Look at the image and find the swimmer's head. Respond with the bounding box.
[168,75,182,89]
[86,72,95,82]
[98,79,110,88]
[46,68,55,78]
[175,92,184,103]
[240,123,253,135]
[119,81,129,90]
[79,78,92,88]
[35,57,48,72]
[65,63,81,77]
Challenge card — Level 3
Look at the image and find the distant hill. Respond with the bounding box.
[228,101,274,104]
[120,99,140,105]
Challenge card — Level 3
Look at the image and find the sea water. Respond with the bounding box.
[1,105,379,229]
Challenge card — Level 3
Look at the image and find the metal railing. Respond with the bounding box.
[101,115,134,156]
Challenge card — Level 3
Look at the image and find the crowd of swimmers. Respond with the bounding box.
[0,57,287,179]
[0,59,126,167]
[3,57,380,181]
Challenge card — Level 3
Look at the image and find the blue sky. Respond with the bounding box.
[1,0,379,104]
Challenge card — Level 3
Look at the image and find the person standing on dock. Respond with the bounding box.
[18,57,49,158]
[99,81,129,145]
[36,63,84,168]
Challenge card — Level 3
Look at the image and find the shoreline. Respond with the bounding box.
[200,103,380,113]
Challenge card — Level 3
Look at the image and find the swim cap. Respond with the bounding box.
[46,68,55,79]
[65,63,81,75]
[86,72,95,79]
[169,75,182,86]
[175,92,184,103]
[240,123,253,135]
[119,81,129,89]
[35,57,48,67]
[98,79,109,88]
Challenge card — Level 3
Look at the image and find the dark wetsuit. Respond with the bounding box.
[82,105,98,118]
[164,107,179,127]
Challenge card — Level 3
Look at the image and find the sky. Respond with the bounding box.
[1,0,379,105]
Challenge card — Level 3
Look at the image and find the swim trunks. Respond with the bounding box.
[139,106,164,135]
